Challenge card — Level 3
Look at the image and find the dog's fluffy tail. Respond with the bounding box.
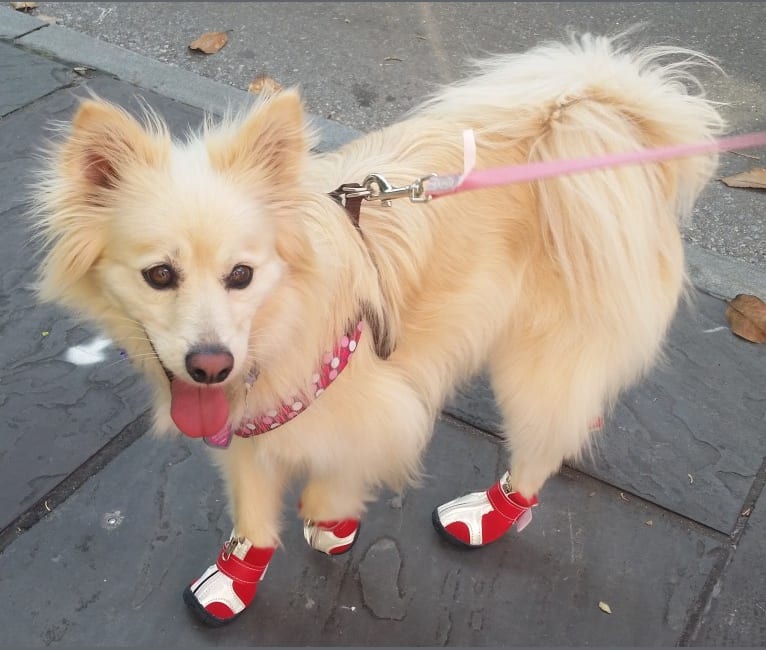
[424,34,724,298]
[522,37,722,283]
[534,37,724,388]
[529,46,724,380]
[425,32,725,392]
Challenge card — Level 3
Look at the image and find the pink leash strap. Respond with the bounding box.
[424,130,766,199]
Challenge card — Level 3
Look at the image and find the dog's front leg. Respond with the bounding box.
[299,473,371,556]
[184,437,287,626]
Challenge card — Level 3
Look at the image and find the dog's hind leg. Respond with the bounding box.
[183,438,288,626]
[433,328,612,549]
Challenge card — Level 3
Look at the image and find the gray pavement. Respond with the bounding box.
[0,4,765,646]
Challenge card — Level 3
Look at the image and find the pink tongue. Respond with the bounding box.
[170,379,230,439]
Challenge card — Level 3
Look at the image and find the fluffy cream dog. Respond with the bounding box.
[33,34,723,625]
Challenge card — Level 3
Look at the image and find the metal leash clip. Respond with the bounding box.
[358,172,436,206]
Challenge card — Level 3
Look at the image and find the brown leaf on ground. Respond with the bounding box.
[188,31,228,55]
[725,294,766,343]
[9,1,37,10]
[248,74,283,95]
[720,167,766,189]
[598,601,613,614]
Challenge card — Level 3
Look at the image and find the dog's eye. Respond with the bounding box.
[225,265,254,290]
[142,264,177,290]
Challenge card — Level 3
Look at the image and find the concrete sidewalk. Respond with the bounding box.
[1,8,764,646]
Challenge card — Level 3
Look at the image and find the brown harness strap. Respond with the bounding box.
[328,183,364,231]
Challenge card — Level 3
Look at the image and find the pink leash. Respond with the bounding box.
[422,130,766,199]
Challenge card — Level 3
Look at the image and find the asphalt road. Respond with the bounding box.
[31,1,766,270]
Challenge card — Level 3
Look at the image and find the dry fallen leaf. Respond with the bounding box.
[688,473,694,484]
[720,167,766,189]
[619,492,629,502]
[10,1,37,10]
[248,74,282,95]
[188,31,229,55]
[645,519,653,526]
[598,601,613,614]
[725,294,766,344]
[741,507,752,517]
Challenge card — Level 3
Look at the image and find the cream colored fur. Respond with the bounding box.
[33,34,723,548]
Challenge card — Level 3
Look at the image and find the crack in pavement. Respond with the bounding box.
[0,410,151,553]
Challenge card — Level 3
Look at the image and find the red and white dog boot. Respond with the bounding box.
[183,535,274,626]
[303,518,360,555]
[432,471,538,548]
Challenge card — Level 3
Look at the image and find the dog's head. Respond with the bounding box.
[33,91,392,440]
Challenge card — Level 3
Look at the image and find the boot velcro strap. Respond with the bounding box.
[216,549,270,584]
[486,482,535,520]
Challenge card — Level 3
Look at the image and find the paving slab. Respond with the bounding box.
[0,70,204,216]
[0,202,149,532]
[15,21,251,118]
[692,491,766,646]
[0,418,724,646]
[446,291,766,535]
[0,6,45,39]
[0,76,204,532]
[15,21,360,153]
[684,243,766,303]
[0,40,73,117]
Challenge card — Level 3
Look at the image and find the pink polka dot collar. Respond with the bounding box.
[203,321,363,448]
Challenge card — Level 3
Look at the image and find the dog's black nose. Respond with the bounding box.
[185,347,234,384]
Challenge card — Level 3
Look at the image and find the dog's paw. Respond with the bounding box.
[303,518,360,555]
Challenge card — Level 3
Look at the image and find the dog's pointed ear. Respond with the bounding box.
[209,89,309,187]
[35,99,167,308]
[63,99,167,191]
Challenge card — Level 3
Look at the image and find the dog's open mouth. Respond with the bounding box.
[155,360,233,447]
[169,377,230,440]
